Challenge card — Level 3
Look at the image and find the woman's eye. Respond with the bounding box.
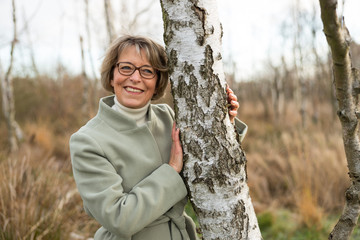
[121,66,132,70]
[142,68,154,74]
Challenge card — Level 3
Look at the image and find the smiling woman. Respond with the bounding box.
[70,35,196,240]
[69,35,245,240]
[111,46,157,109]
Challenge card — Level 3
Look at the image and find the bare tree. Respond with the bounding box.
[22,7,40,78]
[84,0,98,115]
[292,0,308,128]
[104,0,115,44]
[160,0,262,239]
[84,0,98,82]
[127,1,155,32]
[268,61,285,122]
[319,0,360,239]
[79,35,91,119]
[1,0,23,153]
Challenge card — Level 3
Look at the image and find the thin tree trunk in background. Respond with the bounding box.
[259,84,271,120]
[79,35,90,120]
[84,0,97,81]
[22,9,40,78]
[280,56,289,118]
[84,0,98,115]
[319,0,360,239]
[293,0,308,128]
[1,0,23,153]
[160,0,262,239]
[104,0,115,44]
[310,5,324,124]
[128,1,154,31]
[269,62,284,122]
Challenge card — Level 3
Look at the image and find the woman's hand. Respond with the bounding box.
[226,86,239,124]
[168,122,183,173]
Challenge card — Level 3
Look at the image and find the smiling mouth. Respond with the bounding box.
[125,87,143,93]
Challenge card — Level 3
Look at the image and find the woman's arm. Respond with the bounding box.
[70,132,187,238]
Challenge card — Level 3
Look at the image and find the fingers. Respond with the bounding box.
[228,93,237,103]
[229,109,238,118]
[226,86,237,103]
[230,100,239,110]
[169,122,183,173]
[227,87,239,110]
[226,85,232,94]
[172,122,180,142]
[226,86,239,123]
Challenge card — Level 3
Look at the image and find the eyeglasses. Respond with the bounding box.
[116,62,157,79]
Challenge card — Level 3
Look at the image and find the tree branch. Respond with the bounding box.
[319,0,360,239]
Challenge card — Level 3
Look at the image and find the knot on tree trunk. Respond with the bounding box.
[337,110,350,122]
[348,172,360,184]
[345,188,359,203]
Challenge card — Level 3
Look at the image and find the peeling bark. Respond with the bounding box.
[319,0,360,239]
[160,0,262,239]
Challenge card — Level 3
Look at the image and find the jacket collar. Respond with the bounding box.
[97,95,157,132]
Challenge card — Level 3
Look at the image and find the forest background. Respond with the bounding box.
[1,0,360,239]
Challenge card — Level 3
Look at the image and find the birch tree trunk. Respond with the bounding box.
[319,0,360,239]
[104,0,115,44]
[1,0,23,153]
[160,1,262,239]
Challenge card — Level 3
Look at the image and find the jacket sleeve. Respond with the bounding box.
[70,131,188,238]
[234,118,248,142]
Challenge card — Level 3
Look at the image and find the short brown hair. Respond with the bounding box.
[100,35,168,100]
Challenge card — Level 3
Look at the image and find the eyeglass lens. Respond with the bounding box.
[117,62,156,79]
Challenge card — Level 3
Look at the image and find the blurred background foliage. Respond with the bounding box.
[1,0,360,239]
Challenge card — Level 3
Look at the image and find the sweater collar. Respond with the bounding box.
[97,95,157,131]
[111,96,150,126]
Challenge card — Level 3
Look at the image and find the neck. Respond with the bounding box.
[112,96,150,126]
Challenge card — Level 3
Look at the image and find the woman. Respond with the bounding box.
[70,35,247,240]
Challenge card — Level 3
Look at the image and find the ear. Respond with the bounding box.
[110,78,114,87]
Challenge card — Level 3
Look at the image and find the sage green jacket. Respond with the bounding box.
[70,96,247,240]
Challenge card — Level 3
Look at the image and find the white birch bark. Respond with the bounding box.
[319,0,360,239]
[160,0,262,239]
[1,0,23,153]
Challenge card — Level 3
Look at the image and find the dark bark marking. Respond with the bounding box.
[168,49,178,75]
[190,3,206,45]
[233,200,249,238]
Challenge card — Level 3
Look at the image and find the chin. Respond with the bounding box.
[124,102,144,109]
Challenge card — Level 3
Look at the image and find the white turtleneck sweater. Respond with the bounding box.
[111,96,150,126]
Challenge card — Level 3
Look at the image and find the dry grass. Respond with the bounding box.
[0,76,354,238]
[241,100,349,228]
[0,76,101,239]
[0,143,99,240]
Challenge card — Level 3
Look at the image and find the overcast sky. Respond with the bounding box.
[0,0,359,80]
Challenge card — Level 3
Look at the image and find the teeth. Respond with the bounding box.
[125,87,142,93]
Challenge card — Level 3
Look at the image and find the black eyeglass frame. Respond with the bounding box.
[116,62,157,79]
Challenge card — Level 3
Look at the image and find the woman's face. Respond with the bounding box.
[111,46,157,109]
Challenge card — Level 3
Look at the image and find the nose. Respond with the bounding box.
[129,69,142,82]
